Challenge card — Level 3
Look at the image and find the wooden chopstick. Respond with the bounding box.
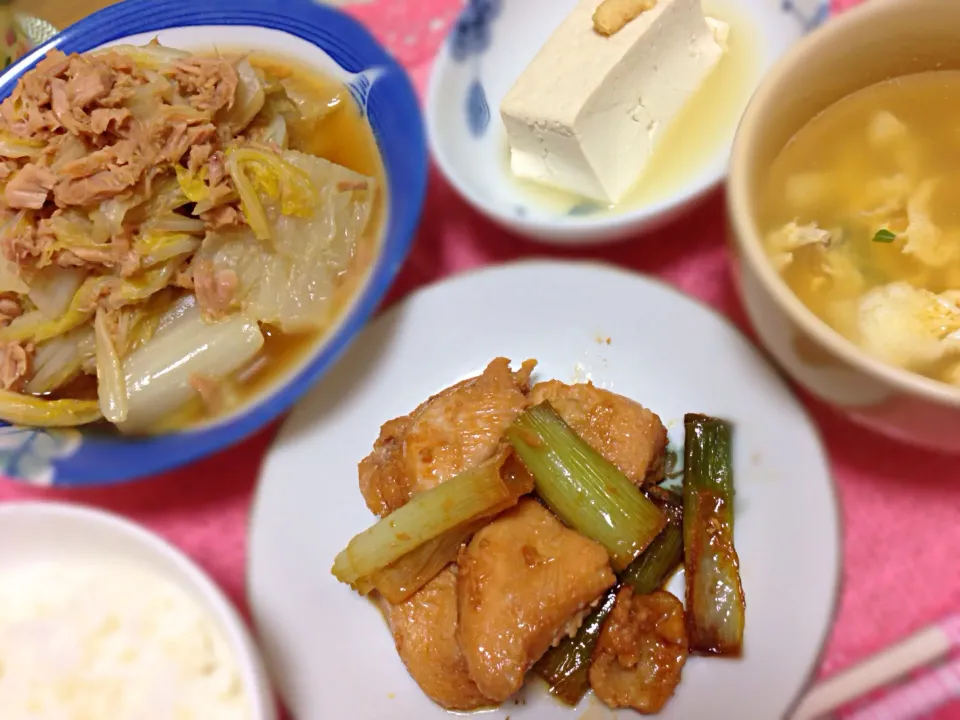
[791,615,960,720]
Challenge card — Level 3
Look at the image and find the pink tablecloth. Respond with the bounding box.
[4,1,960,718]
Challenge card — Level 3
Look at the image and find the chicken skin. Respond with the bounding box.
[360,358,537,517]
[457,499,615,701]
[379,567,492,711]
[589,588,689,714]
[529,381,668,486]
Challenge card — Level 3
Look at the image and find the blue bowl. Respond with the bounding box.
[0,0,427,487]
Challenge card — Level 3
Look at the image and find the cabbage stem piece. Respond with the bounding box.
[507,402,666,570]
[94,309,128,424]
[26,328,94,395]
[0,276,111,344]
[117,304,264,433]
[535,499,684,705]
[683,413,745,656]
[90,42,190,70]
[221,59,266,132]
[27,268,86,319]
[225,147,316,241]
[0,391,101,427]
[331,449,528,589]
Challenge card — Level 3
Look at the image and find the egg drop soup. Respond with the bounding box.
[760,70,960,386]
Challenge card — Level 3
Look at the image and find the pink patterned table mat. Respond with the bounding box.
[4,0,960,718]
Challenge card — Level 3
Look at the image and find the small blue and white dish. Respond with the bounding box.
[426,0,830,246]
[0,0,427,487]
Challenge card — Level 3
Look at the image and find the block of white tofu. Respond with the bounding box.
[500,0,728,204]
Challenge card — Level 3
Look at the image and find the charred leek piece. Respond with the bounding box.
[507,402,665,570]
[535,589,618,705]
[622,502,684,595]
[332,449,525,590]
[683,413,745,656]
[535,500,684,705]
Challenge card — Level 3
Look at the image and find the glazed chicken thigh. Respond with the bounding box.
[360,357,536,517]
[457,499,616,701]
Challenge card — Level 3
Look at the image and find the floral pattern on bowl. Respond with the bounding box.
[449,0,502,137]
[0,427,81,486]
[782,0,830,32]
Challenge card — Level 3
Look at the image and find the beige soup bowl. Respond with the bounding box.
[728,0,960,452]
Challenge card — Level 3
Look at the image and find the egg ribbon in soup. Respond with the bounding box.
[759,70,960,386]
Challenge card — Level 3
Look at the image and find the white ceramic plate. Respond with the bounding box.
[247,260,840,720]
[426,0,830,245]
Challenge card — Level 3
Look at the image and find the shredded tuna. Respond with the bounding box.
[188,143,213,172]
[169,57,239,115]
[200,204,242,230]
[1,218,51,267]
[0,46,245,221]
[337,180,369,192]
[0,341,31,391]
[189,372,227,413]
[157,122,217,164]
[21,51,70,103]
[194,181,235,214]
[53,249,87,268]
[57,141,129,181]
[90,108,132,135]
[5,164,56,209]
[55,162,145,207]
[207,151,226,186]
[64,56,113,108]
[193,259,238,319]
[0,295,21,327]
[48,78,77,133]
[173,263,194,290]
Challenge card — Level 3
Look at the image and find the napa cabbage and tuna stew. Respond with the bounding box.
[0,41,382,433]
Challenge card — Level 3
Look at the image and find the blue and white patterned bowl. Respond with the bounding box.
[0,0,427,487]
[426,0,830,245]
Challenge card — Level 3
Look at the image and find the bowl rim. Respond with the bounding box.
[0,500,277,719]
[727,0,960,408]
[0,0,428,486]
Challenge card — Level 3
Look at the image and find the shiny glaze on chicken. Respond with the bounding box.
[590,588,688,714]
[359,357,536,517]
[458,498,615,701]
[351,359,687,714]
[379,566,491,711]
